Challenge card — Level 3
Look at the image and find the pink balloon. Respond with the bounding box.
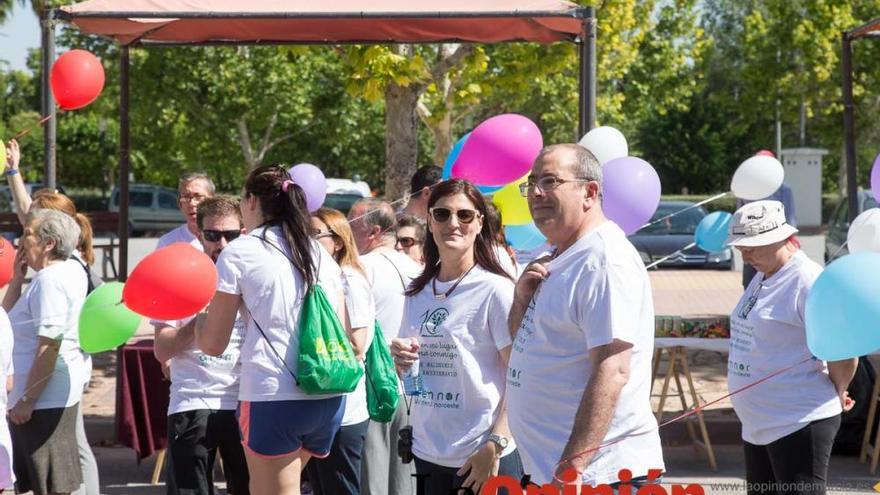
[602,157,662,235]
[451,114,543,186]
[872,153,880,204]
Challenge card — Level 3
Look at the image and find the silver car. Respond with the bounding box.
[109,184,185,235]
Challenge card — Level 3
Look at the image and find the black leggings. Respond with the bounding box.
[743,414,841,495]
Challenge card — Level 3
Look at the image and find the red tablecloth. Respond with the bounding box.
[116,339,169,461]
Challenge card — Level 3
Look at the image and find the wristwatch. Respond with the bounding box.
[486,433,509,451]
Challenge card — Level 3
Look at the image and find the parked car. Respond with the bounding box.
[324,178,371,215]
[628,200,734,270]
[824,190,877,262]
[109,184,185,235]
[0,183,68,213]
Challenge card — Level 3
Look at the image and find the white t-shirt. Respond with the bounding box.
[163,315,245,415]
[399,266,516,467]
[728,250,840,445]
[0,309,15,488]
[507,221,664,485]
[9,259,88,409]
[361,249,422,342]
[340,266,376,426]
[157,224,203,251]
[215,225,343,402]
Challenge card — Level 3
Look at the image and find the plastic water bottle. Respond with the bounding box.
[402,359,423,396]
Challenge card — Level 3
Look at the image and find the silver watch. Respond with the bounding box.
[486,433,509,450]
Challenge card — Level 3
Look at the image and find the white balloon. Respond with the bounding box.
[578,126,628,165]
[848,208,880,253]
[730,155,785,200]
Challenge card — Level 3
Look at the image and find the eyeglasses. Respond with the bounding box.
[519,176,593,197]
[396,236,420,248]
[429,207,481,224]
[180,193,208,204]
[202,229,241,242]
[310,229,336,240]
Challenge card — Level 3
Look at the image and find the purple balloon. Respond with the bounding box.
[602,157,662,235]
[288,163,327,212]
[872,154,880,204]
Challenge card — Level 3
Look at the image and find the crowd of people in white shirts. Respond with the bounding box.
[0,139,857,495]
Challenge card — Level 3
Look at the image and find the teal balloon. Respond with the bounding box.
[79,282,142,353]
[505,222,547,251]
[695,211,732,253]
[805,252,880,361]
[442,133,470,180]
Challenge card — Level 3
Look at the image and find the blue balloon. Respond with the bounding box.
[442,133,471,180]
[478,184,504,195]
[505,222,547,251]
[694,211,732,253]
[805,252,880,361]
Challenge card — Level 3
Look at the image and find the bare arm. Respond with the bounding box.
[556,339,633,479]
[195,291,240,357]
[2,249,28,312]
[153,321,196,364]
[4,140,31,224]
[507,258,550,340]
[828,357,858,411]
[9,337,60,424]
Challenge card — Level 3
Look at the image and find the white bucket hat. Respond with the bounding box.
[725,200,798,247]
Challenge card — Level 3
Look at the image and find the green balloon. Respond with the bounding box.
[79,282,142,353]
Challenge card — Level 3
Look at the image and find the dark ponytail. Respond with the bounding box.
[244,165,316,286]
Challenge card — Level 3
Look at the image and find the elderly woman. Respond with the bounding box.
[727,200,857,495]
[2,210,88,495]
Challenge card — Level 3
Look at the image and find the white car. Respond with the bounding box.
[323,178,371,214]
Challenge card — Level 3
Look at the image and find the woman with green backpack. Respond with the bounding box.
[194,165,352,495]
[305,207,375,495]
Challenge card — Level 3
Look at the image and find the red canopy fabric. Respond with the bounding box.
[59,0,587,45]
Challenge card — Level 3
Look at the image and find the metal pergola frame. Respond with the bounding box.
[842,17,880,223]
[43,5,597,281]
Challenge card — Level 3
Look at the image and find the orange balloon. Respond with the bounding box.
[0,238,15,288]
[50,49,105,111]
[123,243,217,320]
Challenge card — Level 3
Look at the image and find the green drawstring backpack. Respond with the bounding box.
[364,322,400,422]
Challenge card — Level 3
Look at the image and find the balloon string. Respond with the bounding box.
[828,240,848,261]
[644,242,697,270]
[12,111,58,140]
[8,300,128,328]
[553,355,815,480]
[638,191,731,233]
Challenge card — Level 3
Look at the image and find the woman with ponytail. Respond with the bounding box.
[194,165,347,495]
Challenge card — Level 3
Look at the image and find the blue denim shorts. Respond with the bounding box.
[238,396,345,458]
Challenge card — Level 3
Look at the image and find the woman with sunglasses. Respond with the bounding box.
[395,214,426,265]
[194,165,347,495]
[390,179,523,495]
[306,208,374,495]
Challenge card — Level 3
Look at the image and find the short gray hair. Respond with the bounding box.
[351,198,397,238]
[179,172,216,196]
[27,209,81,260]
[536,143,603,198]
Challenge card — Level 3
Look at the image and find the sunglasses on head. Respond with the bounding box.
[429,207,481,224]
[202,229,241,242]
[396,236,420,248]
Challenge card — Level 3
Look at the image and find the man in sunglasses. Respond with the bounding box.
[347,198,422,495]
[506,144,665,489]
[157,172,215,251]
[152,196,250,494]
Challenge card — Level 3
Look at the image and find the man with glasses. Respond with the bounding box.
[506,144,664,489]
[152,196,250,494]
[347,199,422,495]
[157,172,216,250]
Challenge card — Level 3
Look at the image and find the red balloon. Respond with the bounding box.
[123,243,218,320]
[50,49,105,111]
[0,238,16,288]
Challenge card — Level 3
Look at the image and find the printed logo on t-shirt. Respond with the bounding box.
[508,366,522,388]
[419,308,450,338]
[415,388,462,409]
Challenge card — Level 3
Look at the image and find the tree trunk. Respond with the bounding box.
[384,82,421,200]
[432,113,453,167]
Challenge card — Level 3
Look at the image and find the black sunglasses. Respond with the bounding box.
[202,229,242,242]
[429,207,481,224]
[396,236,420,248]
